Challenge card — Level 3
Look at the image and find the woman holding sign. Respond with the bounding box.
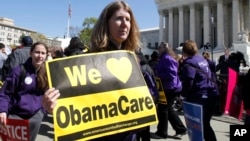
[0,42,49,141]
[42,1,143,141]
[151,42,187,139]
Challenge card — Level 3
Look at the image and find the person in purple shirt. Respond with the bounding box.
[0,42,49,141]
[151,42,187,139]
[181,40,217,141]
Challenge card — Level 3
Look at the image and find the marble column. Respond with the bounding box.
[159,11,164,43]
[224,4,229,48]
[203,1,210,45]
[232,0,240,42]
[178,6,184,45]
[239,0,244,30]
[168,9,174,47]
[189,4,196,41]
[216,0,225,49]
[165,15,169,42]
[195,7,202,46]
[249,1,250,32]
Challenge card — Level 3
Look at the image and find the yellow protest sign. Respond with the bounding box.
[155,77,167,105]
[46,50,158,141]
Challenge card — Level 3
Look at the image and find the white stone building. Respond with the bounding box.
[0,17,61,48]
[140,27,159,55]
[0,17,36,46]
[154,0,250,49]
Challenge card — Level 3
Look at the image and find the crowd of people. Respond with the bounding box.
[0,1,249,141]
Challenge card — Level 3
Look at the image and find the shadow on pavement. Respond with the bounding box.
[150,132,182,140]
[38,114,54,139]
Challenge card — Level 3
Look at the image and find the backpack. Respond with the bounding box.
[7,64,26,112]
[2,54,12,81]
[7,64,26,93]
[17,64,26,88]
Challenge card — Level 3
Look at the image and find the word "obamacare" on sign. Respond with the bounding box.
[56,95,154,128]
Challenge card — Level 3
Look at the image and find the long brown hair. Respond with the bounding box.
[159,41,176,59]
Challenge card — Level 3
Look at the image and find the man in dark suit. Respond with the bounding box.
[216,48,230,80]
[215,48,230,115]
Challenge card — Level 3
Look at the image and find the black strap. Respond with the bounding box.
[19,64,26,84]
[15,64,26,93]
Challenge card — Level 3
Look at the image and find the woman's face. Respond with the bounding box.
[108,8,131,45]
[30,44,47,69]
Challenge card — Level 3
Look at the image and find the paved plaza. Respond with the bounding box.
[36,112,243,141]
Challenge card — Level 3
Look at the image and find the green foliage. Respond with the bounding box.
[30,32,47,43]
[79,17,97,47]
[19,34,25,43]
[82,17,97,29]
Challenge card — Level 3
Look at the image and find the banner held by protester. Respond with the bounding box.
[225,68,244,120]
[155,77,167,104]
[182,101,203,141]
[45,50,158,141]
[0,119,29,141]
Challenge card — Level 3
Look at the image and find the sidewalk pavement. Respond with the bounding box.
[150,113,243,141]
[36,113,243,141]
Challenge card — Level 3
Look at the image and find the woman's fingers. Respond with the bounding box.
[42,88,60,114]
[0,113,7,126]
